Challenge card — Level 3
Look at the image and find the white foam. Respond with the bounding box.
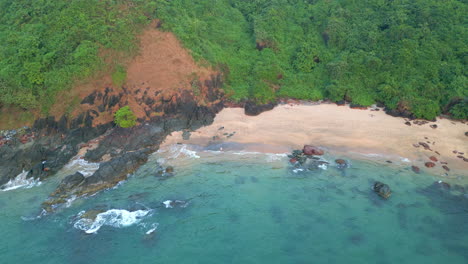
[401,158,411,163]
[318,163,328,170]
[64,158,100,177]
[145,223,159,235]
[73,209,151,234]
[1,170,41,191]
[293,168,304,173]
[265,153,288,162]
[160,144,200,159]
[163,200,173,208]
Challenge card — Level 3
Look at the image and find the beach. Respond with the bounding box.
[163,103,468,177]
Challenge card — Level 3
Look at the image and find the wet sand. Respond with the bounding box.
[162,103,468,177]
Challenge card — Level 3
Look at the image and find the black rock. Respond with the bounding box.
[373,181,392,199]
[244,101,276,116]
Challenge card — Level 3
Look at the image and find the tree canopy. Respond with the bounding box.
[1,0,466,120]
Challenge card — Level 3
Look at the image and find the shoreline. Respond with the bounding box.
[162,103,468,178]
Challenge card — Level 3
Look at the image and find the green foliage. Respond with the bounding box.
[0,0,153,111]
[1,0,466,120]
[449,101,468,120]
[154,0,467,119]
[114,106,137,128]
[112,65,127,87]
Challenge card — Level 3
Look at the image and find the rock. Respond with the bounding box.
[386,160,392,163]
[335,159,347,168]
[336,100,346,106]
[453,150,458,154]
[303,145,324,156]
[411,166,420,173]
[165,166,174,173]
[289,158,298,164]
[465,132,468,137]
[430,124,437,129]
[405,121,411,126]
[412,144,419,148]
[373,181,392,199]
[442,165,450,172]
[350,104,367,110]
[418,142,431,150]
[335,159,346,165]
[244,101,276,116]
[425,162,436,168]
[429,156,438,162]
[457,155,464,159]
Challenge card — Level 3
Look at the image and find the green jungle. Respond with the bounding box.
[0,0,466,119]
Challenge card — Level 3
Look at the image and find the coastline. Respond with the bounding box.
[162,103,468,178]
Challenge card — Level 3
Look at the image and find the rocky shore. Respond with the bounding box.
[0,77,224,212]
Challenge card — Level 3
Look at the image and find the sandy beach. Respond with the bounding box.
[162,103,468,177]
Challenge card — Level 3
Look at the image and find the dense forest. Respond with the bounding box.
[0,0,466,119]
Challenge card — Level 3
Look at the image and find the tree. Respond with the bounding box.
[114,106,137,128]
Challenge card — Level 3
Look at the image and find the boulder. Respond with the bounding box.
[429,156,438,162]
[165,166,174,173]
[335,159,346,165]
[425,162,435,168]
[373,181,392,199]
[442,165,450,172]
[303,145,324,156]
[411,166,420,173]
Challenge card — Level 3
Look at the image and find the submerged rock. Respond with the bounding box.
[303,145,324,156]
[373,181,392,199]
[335,159,347,169]
[411,166,420,173]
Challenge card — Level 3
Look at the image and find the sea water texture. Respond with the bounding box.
[0,144,467,264]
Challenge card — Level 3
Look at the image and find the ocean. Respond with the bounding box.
[1,143,467,264]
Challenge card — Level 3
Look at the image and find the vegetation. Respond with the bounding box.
[153,0,467,119]
[0,0,466,120]
[0,0,154,112]
[112,65,127,87]
[114,106,137,128]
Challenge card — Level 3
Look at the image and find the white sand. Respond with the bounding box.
[163,103,468,177]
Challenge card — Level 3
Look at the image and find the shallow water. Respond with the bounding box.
[1,144,467,264]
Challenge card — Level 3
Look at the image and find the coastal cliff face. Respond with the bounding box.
[0,27,225,212]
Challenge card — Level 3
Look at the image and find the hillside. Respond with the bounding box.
[0,0,466,124]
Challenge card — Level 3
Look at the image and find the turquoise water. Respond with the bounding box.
[1,144,467,264]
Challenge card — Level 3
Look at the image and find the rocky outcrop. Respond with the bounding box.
[244,101,276,116]
[37,86,224,212]
[0,120,111,186]
[42,150,149,212]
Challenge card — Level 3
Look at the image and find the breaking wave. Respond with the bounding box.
[73,209,152,234]
[1,170,41,191]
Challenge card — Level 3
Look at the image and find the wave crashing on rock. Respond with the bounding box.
[74,209,151,234]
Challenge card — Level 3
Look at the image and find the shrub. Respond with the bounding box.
[114,106,137,128]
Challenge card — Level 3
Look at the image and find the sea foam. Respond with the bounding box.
[1,170,41,191]
[73,209,151,234]
[64,158,100,177]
